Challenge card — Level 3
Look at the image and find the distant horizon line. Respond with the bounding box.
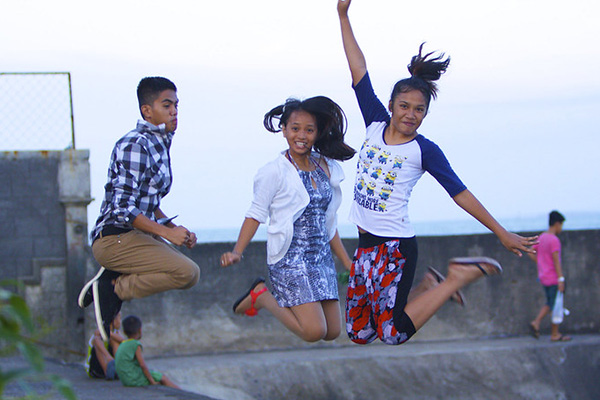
[192,211,600,243]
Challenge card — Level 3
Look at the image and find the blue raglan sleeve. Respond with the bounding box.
[418,136,467,197]
[353,72,391,127]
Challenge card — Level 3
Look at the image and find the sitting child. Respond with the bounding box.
[84,312,124,380]
[114,315,180,388]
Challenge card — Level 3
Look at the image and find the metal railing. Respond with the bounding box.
[0,72,76,151]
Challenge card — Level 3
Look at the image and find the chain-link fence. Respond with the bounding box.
[0,72,75,151]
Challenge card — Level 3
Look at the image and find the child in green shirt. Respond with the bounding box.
[114,315,180,388]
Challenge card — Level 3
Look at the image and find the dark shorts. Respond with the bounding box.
[105,360,116,381]
[544,285,559,309]
[89,354,116,380]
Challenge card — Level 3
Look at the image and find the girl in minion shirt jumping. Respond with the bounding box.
[337,0,538,346]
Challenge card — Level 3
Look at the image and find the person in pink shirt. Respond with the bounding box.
[529,211,570,341]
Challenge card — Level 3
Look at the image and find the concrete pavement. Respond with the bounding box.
[1,355,214,400]
[3,334,599,400]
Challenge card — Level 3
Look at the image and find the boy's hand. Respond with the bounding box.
[183,231,197,248]
[165,226,192,247]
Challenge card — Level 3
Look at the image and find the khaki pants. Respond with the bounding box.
[92,229,200,301]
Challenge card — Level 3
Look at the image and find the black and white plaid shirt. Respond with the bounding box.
[90,120,174,242]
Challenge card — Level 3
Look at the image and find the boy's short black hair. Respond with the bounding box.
[122,315,142,337]
[549,210,566,227]
[137,77,177,115]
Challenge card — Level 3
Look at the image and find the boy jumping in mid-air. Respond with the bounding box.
[78,77,200,341]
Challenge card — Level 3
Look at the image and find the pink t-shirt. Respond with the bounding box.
[534,232,561,286]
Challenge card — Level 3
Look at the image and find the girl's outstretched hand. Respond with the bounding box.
[337,0,351,15]
[499,231,538,257]
[220,251,242,267]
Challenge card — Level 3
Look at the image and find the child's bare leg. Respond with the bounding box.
[235,283,328,342]
[285,302,329,342]
[531,305,550,332]
[321,300,342,341]
[405,261,498,331]
[550,323,559,339]
[550,323,571,341]
[407,272,438,303]
[160,374,181,389]
[92,332,114,374]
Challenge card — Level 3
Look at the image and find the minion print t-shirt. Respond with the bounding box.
[349,73,466,238]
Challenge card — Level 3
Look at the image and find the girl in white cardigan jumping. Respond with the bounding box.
[220,96,355,342]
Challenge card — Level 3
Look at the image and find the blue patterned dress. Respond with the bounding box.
[268,163,339,308]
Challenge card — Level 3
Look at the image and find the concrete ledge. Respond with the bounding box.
[152,334,600,400]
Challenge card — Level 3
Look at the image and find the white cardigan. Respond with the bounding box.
[245,151,344,265]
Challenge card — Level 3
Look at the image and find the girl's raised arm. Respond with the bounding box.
[338,0,367,86]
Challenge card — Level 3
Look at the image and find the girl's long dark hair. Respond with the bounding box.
[390,43,450,108]
[263,96,355,161]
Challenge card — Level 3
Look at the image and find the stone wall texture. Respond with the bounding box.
[1,150,90,359]
[0,151,66,281]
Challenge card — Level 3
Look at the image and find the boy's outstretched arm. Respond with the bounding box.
[135,346,158,385]
[453,190,538,257]
[338,0,367,85]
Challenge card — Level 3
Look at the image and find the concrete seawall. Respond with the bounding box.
[107,229,600,357]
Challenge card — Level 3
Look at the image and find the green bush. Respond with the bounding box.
[0,282,76,400]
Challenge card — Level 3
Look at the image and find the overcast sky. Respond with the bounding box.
[2,0,599,239]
